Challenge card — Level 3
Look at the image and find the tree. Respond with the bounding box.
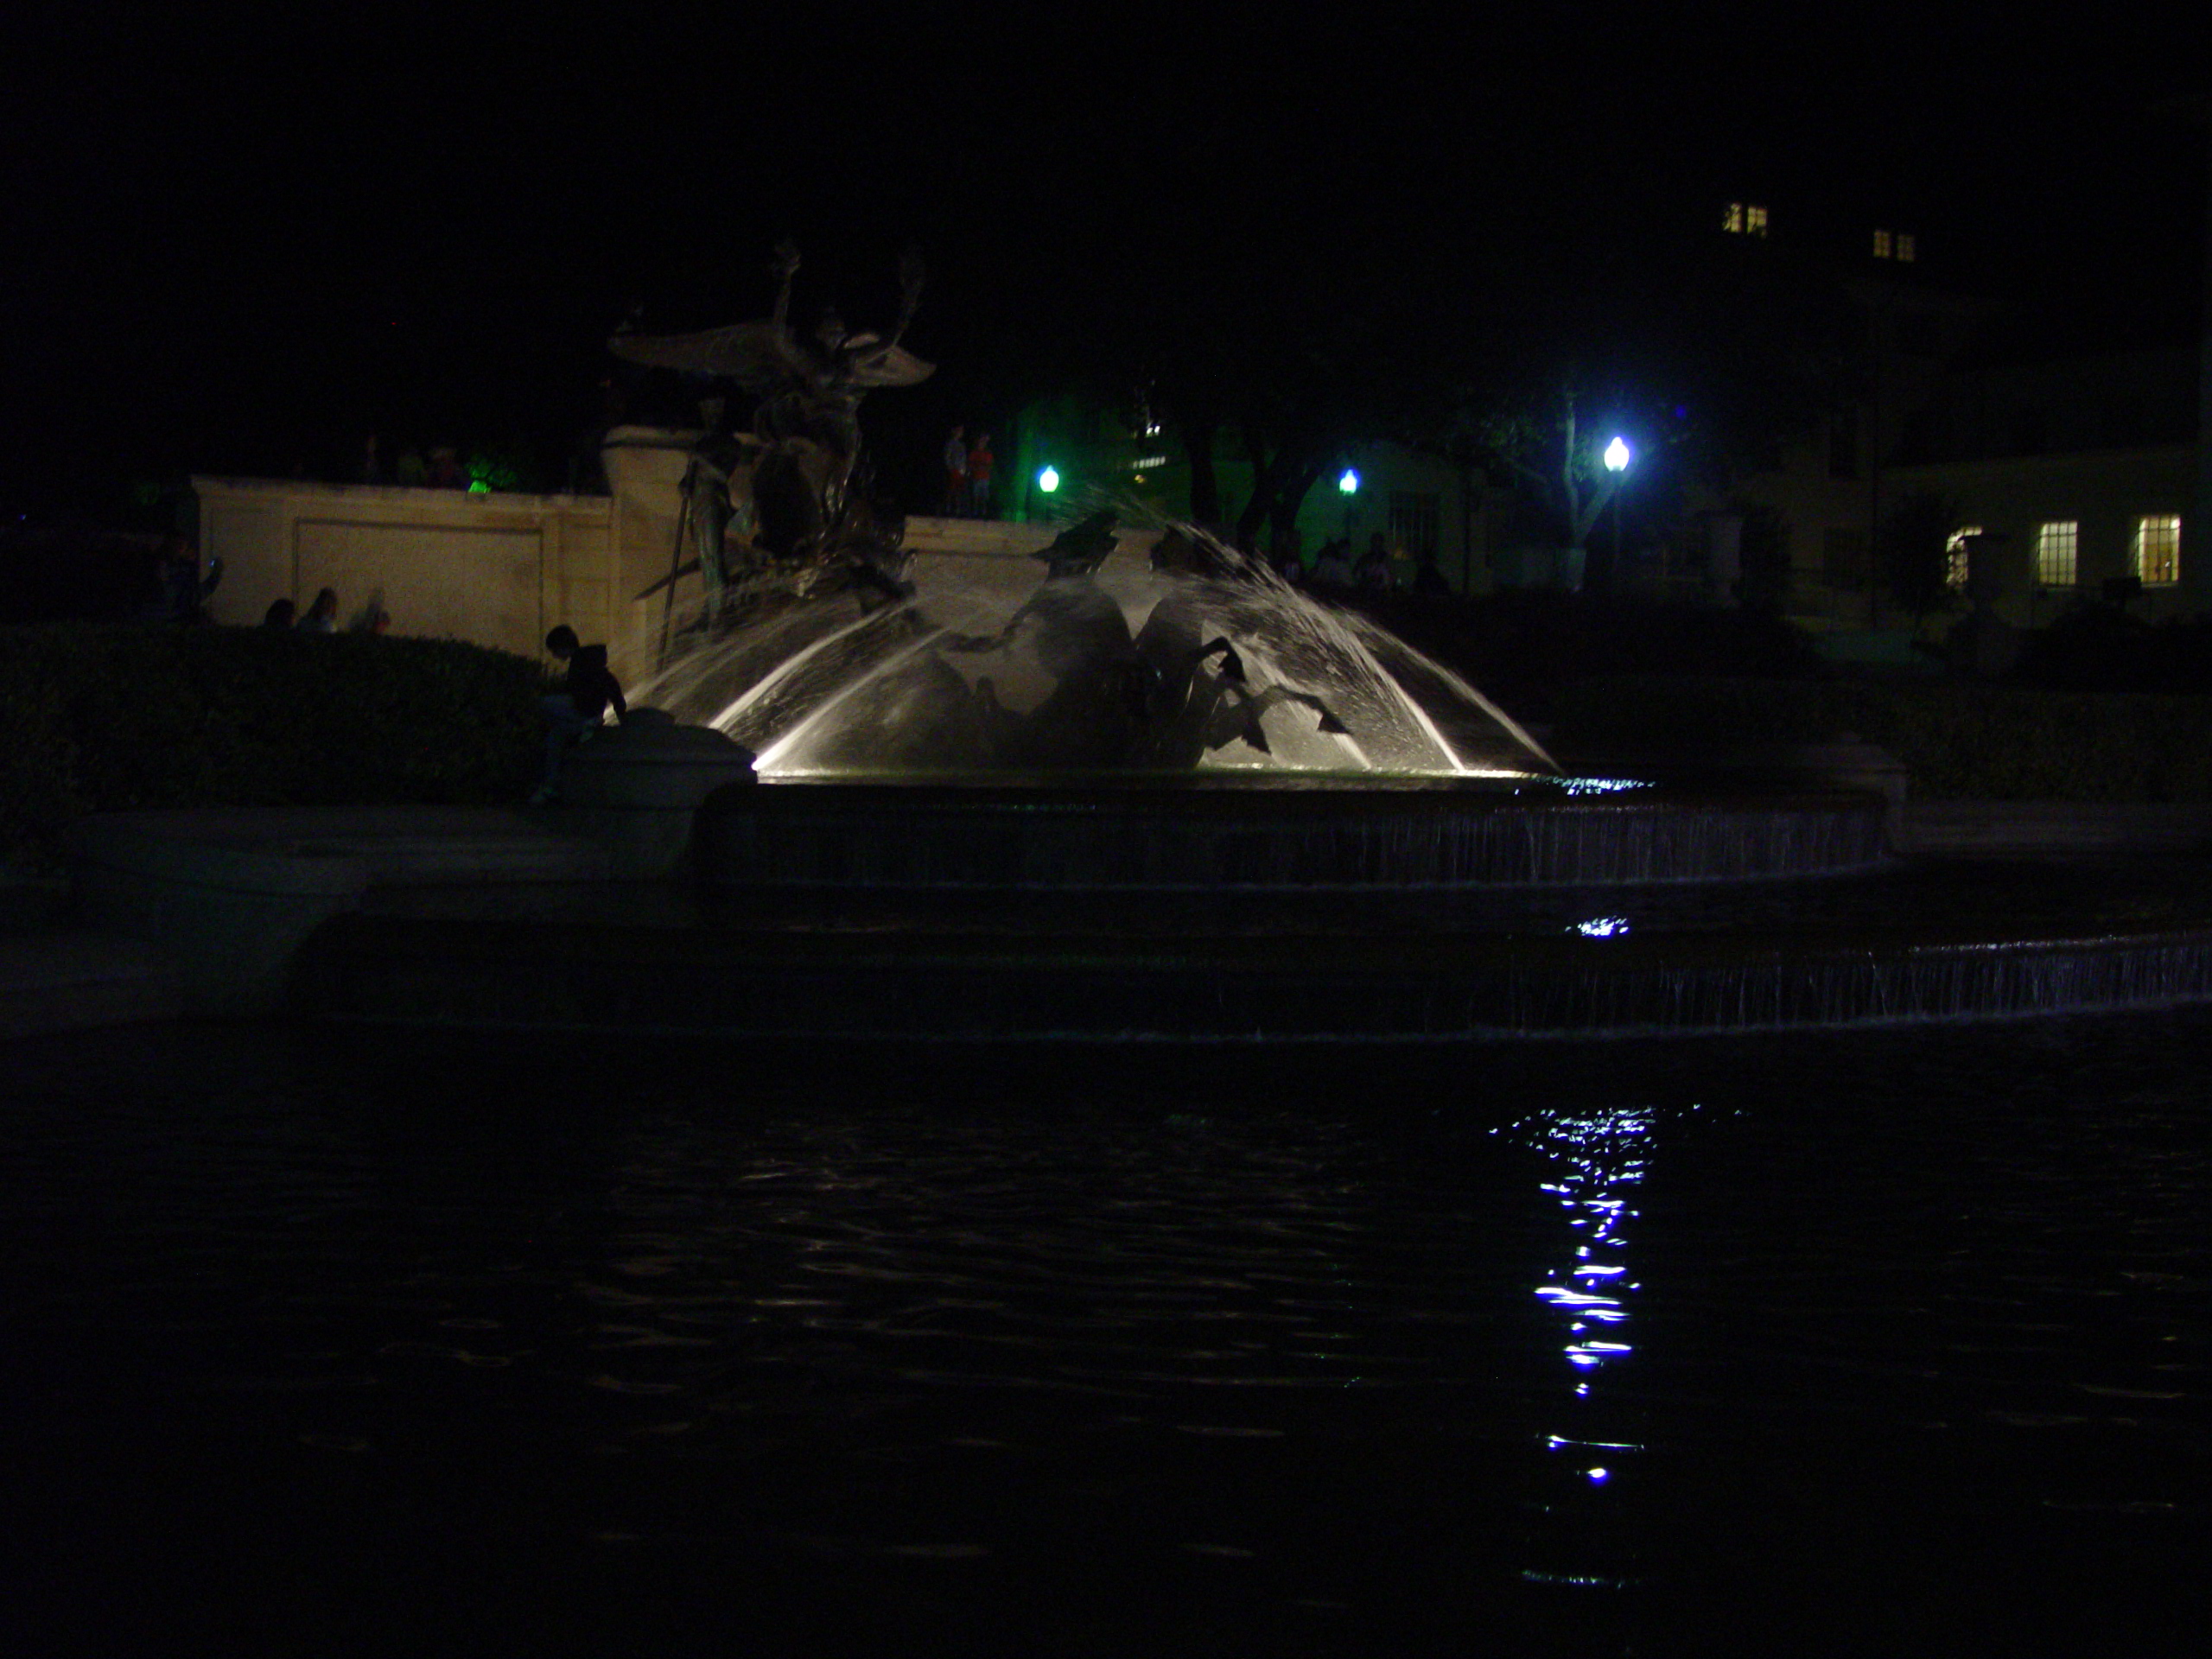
[1438,215,1848,593]
[1456,373,1647,574]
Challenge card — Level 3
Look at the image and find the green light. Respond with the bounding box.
[467,480,490,494]
[1338,468,1359,494]
[1039,466,1060,493]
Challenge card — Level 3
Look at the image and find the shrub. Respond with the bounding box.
[0,624,547,866]
[1361,589,1827,721]
[1549,675,2212,802]
[2010,605,2212,695]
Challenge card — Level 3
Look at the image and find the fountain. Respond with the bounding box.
[287,252,2212,1041]
[621,508,1891,893]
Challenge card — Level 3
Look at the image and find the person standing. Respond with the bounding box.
[1356,532,1394,592]
[151,533,221,623]
[1311,539,1354,589]
[426,447,467,490]
[941,425,969,516]
[966,430,995,519]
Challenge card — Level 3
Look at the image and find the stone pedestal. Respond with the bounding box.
[73,817,372,1016]
[553,710,757,878]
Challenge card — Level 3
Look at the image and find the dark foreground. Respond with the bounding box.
[2,1014,2206,1655]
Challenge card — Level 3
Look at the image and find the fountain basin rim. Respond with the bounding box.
[700,777,1895,889]
[755,767,1566,792]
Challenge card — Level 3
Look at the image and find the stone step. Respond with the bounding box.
[289,910,2212,1043]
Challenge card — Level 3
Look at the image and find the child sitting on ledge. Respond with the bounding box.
[533,625,626,805]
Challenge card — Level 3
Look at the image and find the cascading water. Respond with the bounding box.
[628,516,1559,781]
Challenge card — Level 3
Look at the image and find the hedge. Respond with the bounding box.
[0,624,546,866]
[1550,676,2212,803]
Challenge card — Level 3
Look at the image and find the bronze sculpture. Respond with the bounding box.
[613,242,932,625]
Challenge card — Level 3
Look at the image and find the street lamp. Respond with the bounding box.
[1039,465,1060,494]
[1602,437,1631,586]
[1338,467,1359,542]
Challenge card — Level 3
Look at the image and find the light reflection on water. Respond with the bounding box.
[0,1020,2207,1651]
[1508,1101,1667,1588]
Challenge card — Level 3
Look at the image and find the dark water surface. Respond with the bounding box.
[3,1015,2207,1655]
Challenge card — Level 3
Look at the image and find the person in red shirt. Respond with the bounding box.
[967,431,995,518]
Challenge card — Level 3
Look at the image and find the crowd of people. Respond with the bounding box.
[938,426,996,518]
[1267,529,1453,597]
[357,435,473,490]
[256,587,387,633]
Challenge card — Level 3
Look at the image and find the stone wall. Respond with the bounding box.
[199,440,1174,688]
[192,476,616,665]
[1885,442,2202,624]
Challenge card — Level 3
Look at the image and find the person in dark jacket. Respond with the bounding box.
[534,624,627,804]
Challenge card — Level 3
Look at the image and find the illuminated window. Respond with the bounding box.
[1896,232,1916,263]
[1746,204,1767,237]
[1945,525,1982,589]
[1724,202,1769,237]
[2135,515,2182,586]
[1724,202,1744,233]
[1873,228,1892,259]
[2035,521,2078,588]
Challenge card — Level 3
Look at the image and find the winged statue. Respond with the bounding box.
[613,243,931,634]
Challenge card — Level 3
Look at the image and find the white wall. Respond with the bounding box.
[193,477,616,664]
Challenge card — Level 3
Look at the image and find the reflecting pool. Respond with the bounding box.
[2,1015,2206,1653]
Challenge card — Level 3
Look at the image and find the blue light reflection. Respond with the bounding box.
[1510,1101,1669,1591]
[1556,777,1651,796]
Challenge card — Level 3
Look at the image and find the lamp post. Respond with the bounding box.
[1338,467,1359,543]
[1603,436,1631,587]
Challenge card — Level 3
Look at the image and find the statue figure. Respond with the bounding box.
[612,241,932,620]
[935,512,1349,770]
[679,428,748,627]
[1129,527,1348,765]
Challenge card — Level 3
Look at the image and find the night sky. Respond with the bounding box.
[2,5,2204,519]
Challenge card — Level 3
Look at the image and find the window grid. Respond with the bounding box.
[1945,526,1981,590]
[1896,232,1916,263]
[1724,202,1770,238]
[2136,515,2182,586]
[2036,521,2078,588]
[1872,229,1892,259]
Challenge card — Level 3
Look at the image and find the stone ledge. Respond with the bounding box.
[1904,801,2212,856]
[0,930,185,1039]
[62,806,613,1020]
